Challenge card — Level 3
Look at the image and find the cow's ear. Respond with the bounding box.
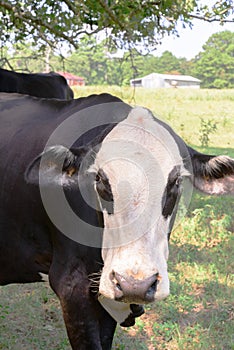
[188,147,234,195]
[25,145,85,187]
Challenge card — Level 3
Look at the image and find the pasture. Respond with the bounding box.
[0,87,233,349]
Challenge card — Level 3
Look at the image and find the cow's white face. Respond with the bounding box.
[90,107,189,304]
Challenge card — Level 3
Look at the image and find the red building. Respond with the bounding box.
[57,72,85,86]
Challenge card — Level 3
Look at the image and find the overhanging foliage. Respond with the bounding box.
[0,0,233,50]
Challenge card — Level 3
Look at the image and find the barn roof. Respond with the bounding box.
[131,73,201,83]
[57,71,85,81]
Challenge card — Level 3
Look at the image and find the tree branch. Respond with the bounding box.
[96,0,125,31]
[189,13,234,23]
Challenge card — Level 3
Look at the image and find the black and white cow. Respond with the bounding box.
[0,68,74,99]
[0,92,233,349]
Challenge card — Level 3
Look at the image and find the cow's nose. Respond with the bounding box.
[111,271,158,303]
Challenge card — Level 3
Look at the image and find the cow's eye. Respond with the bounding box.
[95,169,114,214]
[96,173,101,183]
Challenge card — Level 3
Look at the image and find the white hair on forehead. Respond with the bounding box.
[126,106,154,123]
[95,106,185,172]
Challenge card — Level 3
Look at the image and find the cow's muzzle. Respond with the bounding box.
[111,271,159,303]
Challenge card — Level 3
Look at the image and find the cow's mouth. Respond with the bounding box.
[111,271,159,304]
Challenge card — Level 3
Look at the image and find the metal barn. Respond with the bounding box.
[130,73,201,89]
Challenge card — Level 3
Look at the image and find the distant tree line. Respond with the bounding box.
[1,31,233,89]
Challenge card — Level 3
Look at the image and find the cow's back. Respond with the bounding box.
[0,68,18,93]
[19,72,74,99]
[0,68,74,99]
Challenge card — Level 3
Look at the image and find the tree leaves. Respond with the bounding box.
[0,0,233,50]
[192,31,234,88]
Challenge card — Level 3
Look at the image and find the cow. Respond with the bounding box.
[0,92,233,349]
[0,68,74,99]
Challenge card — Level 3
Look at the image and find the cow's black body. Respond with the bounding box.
[0,93,233,349]
[0,93,131,349]
[0,68,74,99]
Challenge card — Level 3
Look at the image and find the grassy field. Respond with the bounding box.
[0,87,233,349]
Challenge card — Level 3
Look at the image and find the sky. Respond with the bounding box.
[154,19,234,59]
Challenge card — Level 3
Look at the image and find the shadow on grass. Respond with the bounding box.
[113,189,234,349]
[169,234,233,276]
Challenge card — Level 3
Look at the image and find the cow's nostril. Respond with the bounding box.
[116,283,122,291]
[145,275,159,301]
[147,280,157,294]
[111,271,124,298]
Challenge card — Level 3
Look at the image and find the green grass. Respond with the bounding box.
[73,86,234,149]
[0,87,233,349]
[112,194,234,350]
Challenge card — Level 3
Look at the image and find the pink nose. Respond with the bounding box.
[111,271,159,303]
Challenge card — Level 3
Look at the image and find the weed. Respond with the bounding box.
[199,118,218,147]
